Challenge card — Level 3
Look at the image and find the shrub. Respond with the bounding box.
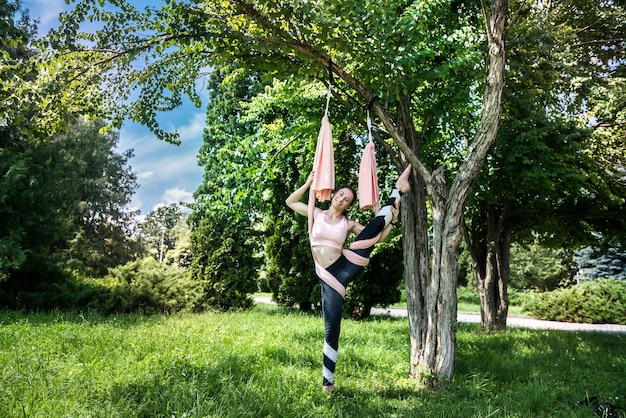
[344,236,403,318]
[509,243,576,291]
[457,286,480,305]
[0,258,207,315]
[189,213,258,312]
[525,279,626,324]
[99,258,206,314]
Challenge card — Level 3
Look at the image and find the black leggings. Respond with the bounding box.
[319,193,399,387]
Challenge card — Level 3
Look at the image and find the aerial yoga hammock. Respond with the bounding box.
[301,80,410,392]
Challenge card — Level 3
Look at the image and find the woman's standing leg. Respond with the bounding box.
[321,281,343,390]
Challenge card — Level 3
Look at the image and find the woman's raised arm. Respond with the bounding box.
[285,171,316,217]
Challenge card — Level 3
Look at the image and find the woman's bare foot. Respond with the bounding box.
[395,165,412,193]
[322,384,336,393]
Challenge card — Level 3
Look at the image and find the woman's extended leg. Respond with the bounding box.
[320,258,362,391]
[348,165,412,259]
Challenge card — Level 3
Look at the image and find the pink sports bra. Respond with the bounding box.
[310,210,349,249]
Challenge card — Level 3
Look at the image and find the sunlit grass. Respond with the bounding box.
[1,305,623,417]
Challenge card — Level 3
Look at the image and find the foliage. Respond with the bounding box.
[0,258,205,314]
[574,246,626,281]
[41,0,484,144]
[462,0,626,329]
[163,216,193,268]
[1,306,624,417]
[457,244,473,287]
[54,119,141,276]
[2,0,141,279]
[1,118,139,289]
[509,243,577,291]
[457,285,528,311]
[188,66,265,311]
[0,0,41,139]
[345,233,403,318]
[189,211,258,311]
[457,286,480,305]
[525,279,626,324]
[0,0,41,280]
[101,257,205,314]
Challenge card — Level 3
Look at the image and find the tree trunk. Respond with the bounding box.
[469,210,512,331]
[403,0,508,382]
[404,174,436,378]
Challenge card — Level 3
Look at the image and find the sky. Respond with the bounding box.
[23,0,206,216]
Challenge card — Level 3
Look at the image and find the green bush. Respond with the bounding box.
[525,279,626,324]
[0,258,207,315]
[457,286,480,304]
[97,258,206,314]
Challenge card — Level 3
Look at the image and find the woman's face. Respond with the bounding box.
[332,188,355,211]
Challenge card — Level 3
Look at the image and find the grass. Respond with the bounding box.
[1,305,624,417]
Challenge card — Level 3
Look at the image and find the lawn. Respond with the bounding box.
[0,304,624,417]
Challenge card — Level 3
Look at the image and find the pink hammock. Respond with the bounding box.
[359,110,379,212]
[308,94,380,235]
[308,113,335,234]
[358,140,379,212]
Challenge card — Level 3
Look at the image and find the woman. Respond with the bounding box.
[286,165,412,392]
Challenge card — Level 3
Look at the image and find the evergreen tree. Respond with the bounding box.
[1,118,139,287]
[574,247,626,281]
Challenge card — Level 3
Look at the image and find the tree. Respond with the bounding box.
[189,210,259,311]
[45,0,507,383]
[0,0,38,279]
[508,243,576,291]
[574,247,626,281]
[0,0,38,138]
[2,2,140,284]
[141,203,185,262]
[1,118,140,286]
[462,0,626,330]
[163,216,193,268]
[58,119,141,276]
[188,67,265,311]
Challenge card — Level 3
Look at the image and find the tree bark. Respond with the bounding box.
[467,209,512,331]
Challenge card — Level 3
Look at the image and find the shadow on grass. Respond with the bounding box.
[453,323,625,417]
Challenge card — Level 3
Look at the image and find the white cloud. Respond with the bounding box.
[175,112,206,142]
[137,171,155,180]
[152,188,194,211]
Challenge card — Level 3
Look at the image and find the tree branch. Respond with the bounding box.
[231,0,429,187]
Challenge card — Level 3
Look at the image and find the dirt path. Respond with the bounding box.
[255,297,626,334]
